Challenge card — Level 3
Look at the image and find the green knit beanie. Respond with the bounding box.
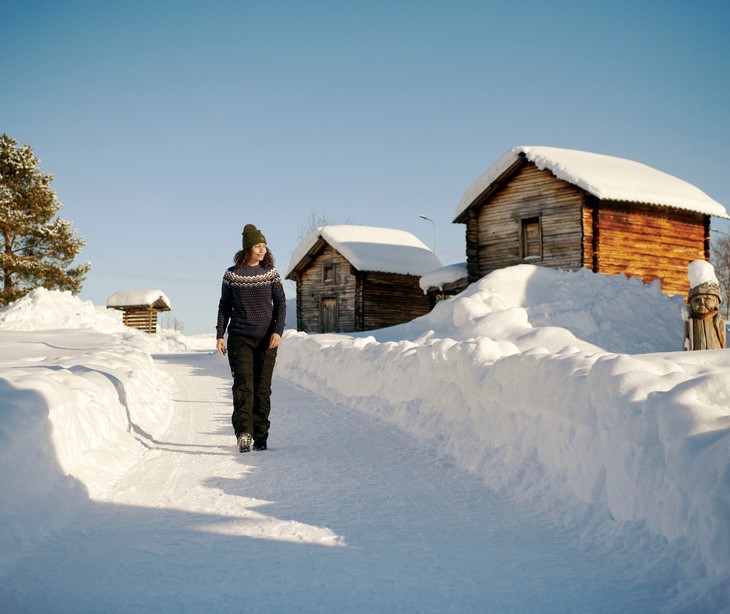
[242,224,267,250]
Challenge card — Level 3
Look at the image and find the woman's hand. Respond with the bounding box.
[216,338,227,355]
[269,333,281,349]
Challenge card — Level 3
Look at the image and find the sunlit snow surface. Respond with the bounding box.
[1,267,729,612]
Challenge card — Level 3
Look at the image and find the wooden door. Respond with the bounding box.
[320,297,338,332]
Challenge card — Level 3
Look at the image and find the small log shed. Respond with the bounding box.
[419,262,469,308]
[106,289,172,333]
[453,146,730,297]
[286,225,441,333]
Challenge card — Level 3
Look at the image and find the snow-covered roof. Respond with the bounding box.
[106,289,172,310]
[454,146,729,221]
[419,262,468,292]
[287,225,441,278]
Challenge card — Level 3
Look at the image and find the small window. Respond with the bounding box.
[521,216,542,261]
[323,264,335,283]
[322,264,335,284]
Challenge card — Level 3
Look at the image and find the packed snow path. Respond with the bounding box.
[2,352,673,612]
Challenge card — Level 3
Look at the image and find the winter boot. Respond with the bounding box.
[237,432,252,453]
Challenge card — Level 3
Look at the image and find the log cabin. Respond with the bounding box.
[107,289,171,333]
[286,225,441,333]
[419,262,469,308]
[453,146,729,297]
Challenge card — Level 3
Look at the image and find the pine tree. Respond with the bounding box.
[0,134,90,305]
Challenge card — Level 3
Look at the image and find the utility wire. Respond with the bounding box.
[93,268,218,285]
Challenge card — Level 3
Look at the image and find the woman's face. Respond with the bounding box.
[247,243,267,265]
[690,293,719,319]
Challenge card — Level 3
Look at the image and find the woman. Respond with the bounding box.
[216,223,286,453]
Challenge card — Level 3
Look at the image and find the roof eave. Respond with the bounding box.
[452,156,526,224]
[285,237,329,280]
[597,197,730,220]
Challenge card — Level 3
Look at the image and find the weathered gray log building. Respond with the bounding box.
[287,225,441,333]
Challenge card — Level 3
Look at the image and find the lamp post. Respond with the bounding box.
[419,214,436,256]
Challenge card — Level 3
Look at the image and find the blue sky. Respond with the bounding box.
[3,0,729,334]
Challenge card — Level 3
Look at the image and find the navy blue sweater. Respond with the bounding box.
[216,265,286,340]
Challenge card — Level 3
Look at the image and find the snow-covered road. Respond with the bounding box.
[1,352,674,612]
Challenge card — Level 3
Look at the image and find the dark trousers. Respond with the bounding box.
[227,334,277,442]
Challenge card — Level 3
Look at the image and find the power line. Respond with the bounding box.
[92,268,219,285]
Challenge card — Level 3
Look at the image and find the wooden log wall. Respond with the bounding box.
[296,244,357,333]
[582,195,597,270]
[463,160,710,298]
[426,278,470,309]
[590,203,707,296]
[122,308,158,333]
[361,272,431,331]
[472,164,584,281]
[464,208,481,282]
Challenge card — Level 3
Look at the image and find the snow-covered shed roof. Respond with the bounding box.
[454,146,729,221]
[106,289,172,310]
[287,225,442,278]
[419,262,468,292]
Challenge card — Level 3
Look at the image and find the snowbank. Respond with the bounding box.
[0,289,208,572]
[0,288,128,333]
[0,288,212,353]
[277,265,730,609]
[1,270,729,609]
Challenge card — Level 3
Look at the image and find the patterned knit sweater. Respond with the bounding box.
[216,265,286,340]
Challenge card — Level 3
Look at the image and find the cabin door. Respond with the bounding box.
[320,296,338,333]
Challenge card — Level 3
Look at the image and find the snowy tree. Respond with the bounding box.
[0,134,90,305]
[710,232,730,318]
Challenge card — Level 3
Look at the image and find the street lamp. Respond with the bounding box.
[419,214,436,256]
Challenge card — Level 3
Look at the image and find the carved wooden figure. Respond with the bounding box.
[683,281,726,351]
